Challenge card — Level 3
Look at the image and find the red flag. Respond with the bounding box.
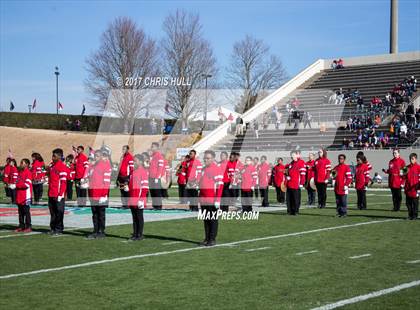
[32,99,37,109]
[58,102,63,110]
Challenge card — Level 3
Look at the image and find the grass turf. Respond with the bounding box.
[1,186,420,309]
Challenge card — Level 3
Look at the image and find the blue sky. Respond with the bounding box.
[1,0,419,115]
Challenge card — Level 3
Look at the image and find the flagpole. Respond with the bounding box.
[55,66,60,115]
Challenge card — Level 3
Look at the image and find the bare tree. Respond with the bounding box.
[85,17,159,132]
[161,10,217,124]
[226,35,287,113]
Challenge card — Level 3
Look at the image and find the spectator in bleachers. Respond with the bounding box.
[337,58,344,69]
[303,111,312,128]
[235,116,244,136]
[356,95,364,111]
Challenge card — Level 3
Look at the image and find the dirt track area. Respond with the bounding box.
[0,126,191,162]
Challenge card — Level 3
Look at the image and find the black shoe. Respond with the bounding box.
[86,233,97,239]
[207,240,216,247]
[47,230,55,235]
[199,240,208,246]
[128,236,139,241]
[96,233,106,239]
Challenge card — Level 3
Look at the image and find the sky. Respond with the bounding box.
[0,0,419,115]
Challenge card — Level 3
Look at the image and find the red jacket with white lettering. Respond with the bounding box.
[258,162,271,188]
[119,152,134,178]
[176,160,188,185]
[218,160,229,183]
[403,163,420,198]
[31,160,45,182]
[6,165,18,184]
[332,164,352,195]
[186,158,203,183]
[199,162,223,205]
[313,157,331,183]
[226,160,236,183]
[240,164,257,191]
[149,151,165,179]
[88,159,112,200]
[306,160,315,182]
[16,167,33,205]
[3,164,11,183]
[74,153,89,179]
[286,159,306,189]
[384,157,406,189]
[355,163,370,190]
[273,164,285,187]
[128,166,149,208]
[48,160,68,198]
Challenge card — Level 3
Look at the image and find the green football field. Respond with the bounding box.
[1,188,420,309]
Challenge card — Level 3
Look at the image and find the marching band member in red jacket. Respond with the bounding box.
[218,151,230,212]
[186,149,202,211]
[47,148,68,235]
[225,153,237,208]
[332,154,353,217]
[258,156,271,207]
[233,152,244,202]
[286,151,306,215]
[199,150,223,246]
[253,157,260,199]
[305,153,316,206]
[403,153,420,220]
[382,149,406,211]
[3,157,12,199]
[272,157,285,203]
[5,158,18,204]
[87,149,112,239]
[118,145,134,209]
[128,154,149,240]
[240,156,258,212]
[149,142,165,210]
[313,148,331,209]
[176,155,189,204]
[65,154,75,201]
[355,155,370,210]
[14,159,33,232]
[74,145,89,208]
[30,152,45,205]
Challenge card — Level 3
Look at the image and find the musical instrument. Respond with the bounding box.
[400,166,408,176]
[309,177,317,190]
[280,180,287,192]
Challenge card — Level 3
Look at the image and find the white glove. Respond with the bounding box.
[401,184,404,188]
[251,187,255,191]
[99,196,107,204]
[57,195,63,202]
[364,186,368,191]
[124,184,129,192]
[299,184,303,189]
[8,184,16,190]
[324,179,329,184]
[286,176,291,181]
[214,202,220,209]
[137,200,144,209]
[154,179,159,184]
[344,186,348,194]
[417,191,419,198]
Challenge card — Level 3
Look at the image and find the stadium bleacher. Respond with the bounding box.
[216,59,420,153]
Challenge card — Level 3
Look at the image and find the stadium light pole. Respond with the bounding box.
[55,66,60,115]
[390,0,398,54]
[202,74,212,129]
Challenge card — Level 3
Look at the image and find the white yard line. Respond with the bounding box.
[349,254,371,259]
[0,219,398,280]
[245,247,271,252]
[162,241,183,245]
[406,260,420,264]
[310,279,420,310]
[296,250,318,256]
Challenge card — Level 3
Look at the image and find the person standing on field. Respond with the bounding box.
[199,150,223,246]
[128,154,149,240]
[14,159,33,232]
[74,146,89,208]
[355,155,370,210]
[176,155,189,204]
[118,145,134,209]
[403,153,420,220]
[186,149,202,211]
[305,153,316,206]
[240,156,258,212]
[258,155,271,207]
[313,148,331,209]
[272,157,285,204]
[47,148,68,235]
[382,149,406,211]
[30,152,45,205]
[332,154,352,217]
[286,151,306,215]
[149,142,165,210]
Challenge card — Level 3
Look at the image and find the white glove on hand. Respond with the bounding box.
[344,186,348,194]
[57,195,63,202]
[214,202,220,209]
[299,184,303,189]
[251,187,255,191]
[124,184,129,192]
[154,179,159,184]
[324,179,329,184]
[137,200,144,209]
[99,196,107,204]
[8,184,16,190]
[364,186,368,191]
[401,184,404,189]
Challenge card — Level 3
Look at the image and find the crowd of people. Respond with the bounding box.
[2,143,420,246]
